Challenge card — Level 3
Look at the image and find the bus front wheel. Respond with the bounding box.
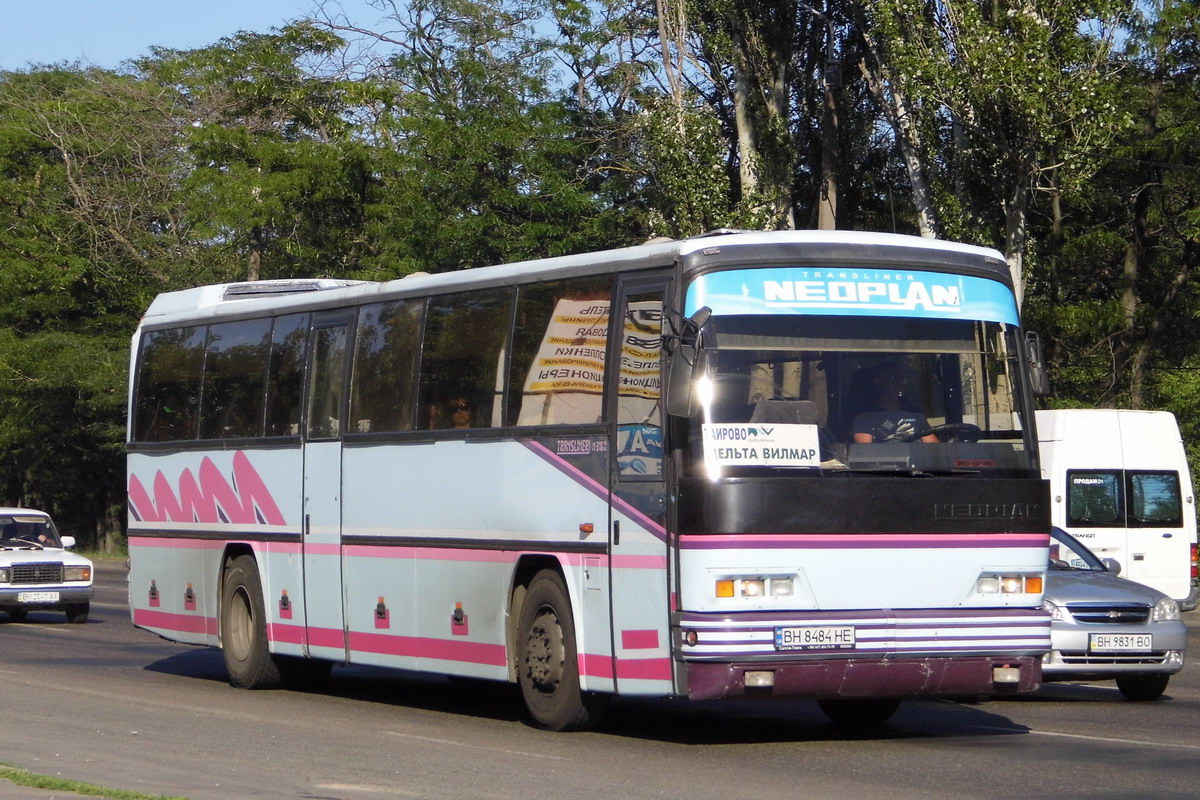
[221,555,282,690]
[516,570,594,731]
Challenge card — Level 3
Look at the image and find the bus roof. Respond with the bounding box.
[138,230,1009,328]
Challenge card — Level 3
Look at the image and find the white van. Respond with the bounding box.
[1036,409,1199,610]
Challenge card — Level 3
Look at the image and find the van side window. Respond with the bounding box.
[1066,470,1123,527]
[1128,471,1183,527]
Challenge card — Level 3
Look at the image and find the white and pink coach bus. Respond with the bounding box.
[127,230,1051,730]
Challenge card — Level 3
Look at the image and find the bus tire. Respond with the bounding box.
[516,570,593,731]
[65,602,89,624]
[818,697,902,727]
[1116,674,1169,701]
[221,555,282,690]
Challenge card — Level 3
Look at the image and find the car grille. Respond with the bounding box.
[1065,603,1150,624]
[10,562,64,585]
[1059,652,1169,666]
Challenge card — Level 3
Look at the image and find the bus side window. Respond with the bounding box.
[417,288,513,430]
[199,318,271,439]
[350,299,423,433]
[508,276,613,427]
[265,313,309,437]
[134,326,206,442]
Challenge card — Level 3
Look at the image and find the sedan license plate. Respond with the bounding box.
[1089,632,1152,652]
[775,625,855,651]
[17,591,59,603]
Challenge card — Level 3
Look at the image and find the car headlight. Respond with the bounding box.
[64,565,92,582]
[1153,596,1180,622]
[0,566,8,583]
[1042,597,1065,621]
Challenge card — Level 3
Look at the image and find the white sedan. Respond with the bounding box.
[0,507,94,623]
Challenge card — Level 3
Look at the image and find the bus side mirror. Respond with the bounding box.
[665,307,711,417]
[1025,331,1050,397]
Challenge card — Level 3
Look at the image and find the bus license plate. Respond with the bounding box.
[775,625,855,651]
[17,591,59,603]
[1089,633,1152,652]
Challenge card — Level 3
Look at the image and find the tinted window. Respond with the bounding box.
[350,299,423,433]
[508,277,612,426]
[199,318,271,439]
[1128,471,1182,527]
[266,313,309,436]
[1067,470,1123,527]
[134,326,206,442]
[307,323,349,440]
[418,289,513,430]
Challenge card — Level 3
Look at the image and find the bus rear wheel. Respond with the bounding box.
[516,570,594,731]
[818,697,902,727]
[221,555,282,689]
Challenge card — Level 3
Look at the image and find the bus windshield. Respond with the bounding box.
[685,314,1037,478]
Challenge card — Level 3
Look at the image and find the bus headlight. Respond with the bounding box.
[977,573,1043,595]
[1153,596,1180,622]
[714,576,796,599]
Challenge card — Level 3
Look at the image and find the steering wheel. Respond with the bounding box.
[902,422,982,443]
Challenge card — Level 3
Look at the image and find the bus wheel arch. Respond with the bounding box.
[510,559,595,731]
[219,550,282,689]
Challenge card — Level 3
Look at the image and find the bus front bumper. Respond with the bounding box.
[684,655,1042,701]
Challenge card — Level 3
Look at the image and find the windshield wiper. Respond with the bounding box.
[837,467,936,478]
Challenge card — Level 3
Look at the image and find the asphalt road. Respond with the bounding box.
[2,560,1199,800]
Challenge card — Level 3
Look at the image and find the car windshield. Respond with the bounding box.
[1049,529,1105,571]
[683,314,1037,478]
[0,516,60,548]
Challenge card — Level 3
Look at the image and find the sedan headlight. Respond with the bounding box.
[1042,597,1065,621]
[64,565,92,582]
[1153,596,1180,622]
[0,566,8,583]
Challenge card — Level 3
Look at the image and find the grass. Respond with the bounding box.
[0,763,186,800]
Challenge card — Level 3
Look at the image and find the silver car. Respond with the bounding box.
[1042,527,1187,700]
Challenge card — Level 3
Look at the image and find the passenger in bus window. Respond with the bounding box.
[446,395,474,429]
[851,362,938,443]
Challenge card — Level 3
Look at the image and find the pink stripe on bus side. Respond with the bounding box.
[133,608,218,635]
[621,629,660,650]
[347,631,508,666]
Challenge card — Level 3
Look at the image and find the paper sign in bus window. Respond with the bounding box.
[702,423,821,468]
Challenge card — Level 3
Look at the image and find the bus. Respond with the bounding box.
[126,230,1052,730]
[1036,408,1200,610]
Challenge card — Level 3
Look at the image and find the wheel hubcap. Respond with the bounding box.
[525,607,565,694]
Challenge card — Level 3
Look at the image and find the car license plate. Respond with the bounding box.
[17,591,59,603]
[1089,633,1152,652]
[775,625,855,651]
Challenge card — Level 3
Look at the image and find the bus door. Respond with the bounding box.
[608,274,672,694]
[302,310,353,661]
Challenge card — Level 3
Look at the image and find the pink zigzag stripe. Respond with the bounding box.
[128,451,286,526]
